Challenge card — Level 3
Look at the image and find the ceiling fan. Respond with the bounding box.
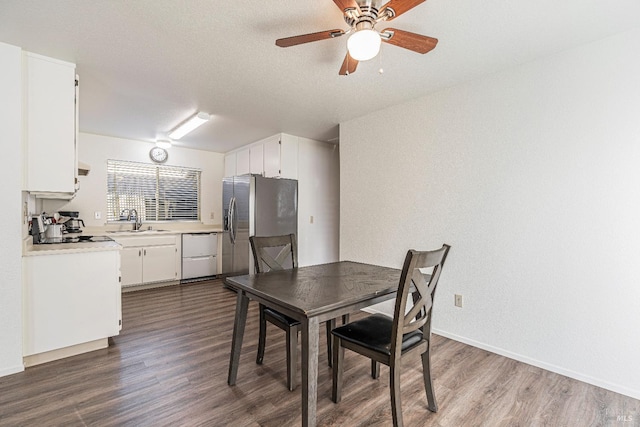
[275,0,438,76]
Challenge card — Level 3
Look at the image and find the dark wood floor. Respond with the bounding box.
[1,280,637,426]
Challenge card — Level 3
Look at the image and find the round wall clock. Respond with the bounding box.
[149,147,168,163]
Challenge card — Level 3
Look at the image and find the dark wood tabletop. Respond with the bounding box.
[225,261,401,318]
[225,260,401,427]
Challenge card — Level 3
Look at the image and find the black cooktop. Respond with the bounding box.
[38,235,115,245]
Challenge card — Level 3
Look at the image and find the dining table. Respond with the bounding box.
[225,260,401,427]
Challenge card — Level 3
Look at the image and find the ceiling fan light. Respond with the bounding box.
[347,29,381,61]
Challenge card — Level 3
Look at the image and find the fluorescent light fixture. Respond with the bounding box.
[155,138,172,149]
[347,29,381,61]
[168,112,211,139]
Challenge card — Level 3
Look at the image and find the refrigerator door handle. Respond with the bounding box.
[229,196,237,244]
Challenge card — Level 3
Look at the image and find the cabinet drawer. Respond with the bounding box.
[182,233,217,257]
[182,256,217,279]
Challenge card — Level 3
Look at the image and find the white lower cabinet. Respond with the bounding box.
[120,247,143,286]
[142,245,179,284]
[23,249,121,360]
[116,235,179,288]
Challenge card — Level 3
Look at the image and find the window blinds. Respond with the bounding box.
[106,160,201,222]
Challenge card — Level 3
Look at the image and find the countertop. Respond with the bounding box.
[23,239,121,256]
[23,224,224,256]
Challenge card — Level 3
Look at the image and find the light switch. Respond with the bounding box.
[94,211,101,220]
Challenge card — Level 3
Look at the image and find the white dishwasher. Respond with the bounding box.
[182,233,217,281]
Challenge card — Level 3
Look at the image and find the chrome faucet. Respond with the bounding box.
[127,209,142,231]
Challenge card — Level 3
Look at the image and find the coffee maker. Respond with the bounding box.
[65,218,85,233]
[59,211,85,233]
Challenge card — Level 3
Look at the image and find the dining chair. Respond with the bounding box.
[331,244,451,427]
[250,233,337,391]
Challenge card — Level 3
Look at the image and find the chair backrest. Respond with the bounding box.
[391,244,451,357]
[249,234,298,273]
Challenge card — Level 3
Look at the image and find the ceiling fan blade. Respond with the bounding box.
[276,29,345,47]
[339,52,359,75]
[381,28,438,54]
[379,0,426,20]
[333,0,360,13]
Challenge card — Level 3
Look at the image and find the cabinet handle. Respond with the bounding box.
[138,249,142,256]
[144,249,147,256]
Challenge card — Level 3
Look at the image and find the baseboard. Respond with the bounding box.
[360,303,640,400]
[0,364,25,378]
[122,280,180,293]
[432,328,640,400]
[23,338,108,367]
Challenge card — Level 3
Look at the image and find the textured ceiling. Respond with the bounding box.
[1,1,639,153]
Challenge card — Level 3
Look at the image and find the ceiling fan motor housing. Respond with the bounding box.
[344,1,385,29]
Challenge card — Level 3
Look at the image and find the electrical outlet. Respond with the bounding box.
[310,215,314,224]
[454,294,463,308]
[94,211,102,220]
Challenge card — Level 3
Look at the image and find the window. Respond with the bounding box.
[107,160,201,222]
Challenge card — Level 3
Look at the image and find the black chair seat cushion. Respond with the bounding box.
[331,313,423,356]
[263,307,300,327]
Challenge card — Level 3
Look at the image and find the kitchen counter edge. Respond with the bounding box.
[23,239,121,256]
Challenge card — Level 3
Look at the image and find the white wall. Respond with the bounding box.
[42,133,225,227]
[340,28,640,399]
[297,138,340,266]
[0,42,25,377]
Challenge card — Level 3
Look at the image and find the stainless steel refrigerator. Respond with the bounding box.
[222,174,298,276]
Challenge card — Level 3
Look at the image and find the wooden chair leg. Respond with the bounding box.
[371,360,380,379]
[331,334,344,403]
[421,349,438,412]
[390,364,404,427]
[326,319,335,367]
[256,304,266,365]
[285,326,297,391]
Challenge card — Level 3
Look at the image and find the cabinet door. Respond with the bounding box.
[236,148,250,175]
[224,153,236,177]
[264,134,298,178]
[143,245,177,283]
[280,134,299,179]
[263,136,281,177]
[24,53,77,193]
[249,144,264,175]
[23,251,120,356]
[120,247,143,287]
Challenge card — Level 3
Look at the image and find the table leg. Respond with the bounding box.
[227,290,249,386]
[301,316,319,427]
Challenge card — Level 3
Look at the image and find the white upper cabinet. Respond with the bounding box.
[249,143,264,175]
[236,148,250,175]
[278,134,298,179]
[23,52,77,198]
[225,133,299,179]
[264,134,298,179]
[224,152,237,177]
[263,135,281,178]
